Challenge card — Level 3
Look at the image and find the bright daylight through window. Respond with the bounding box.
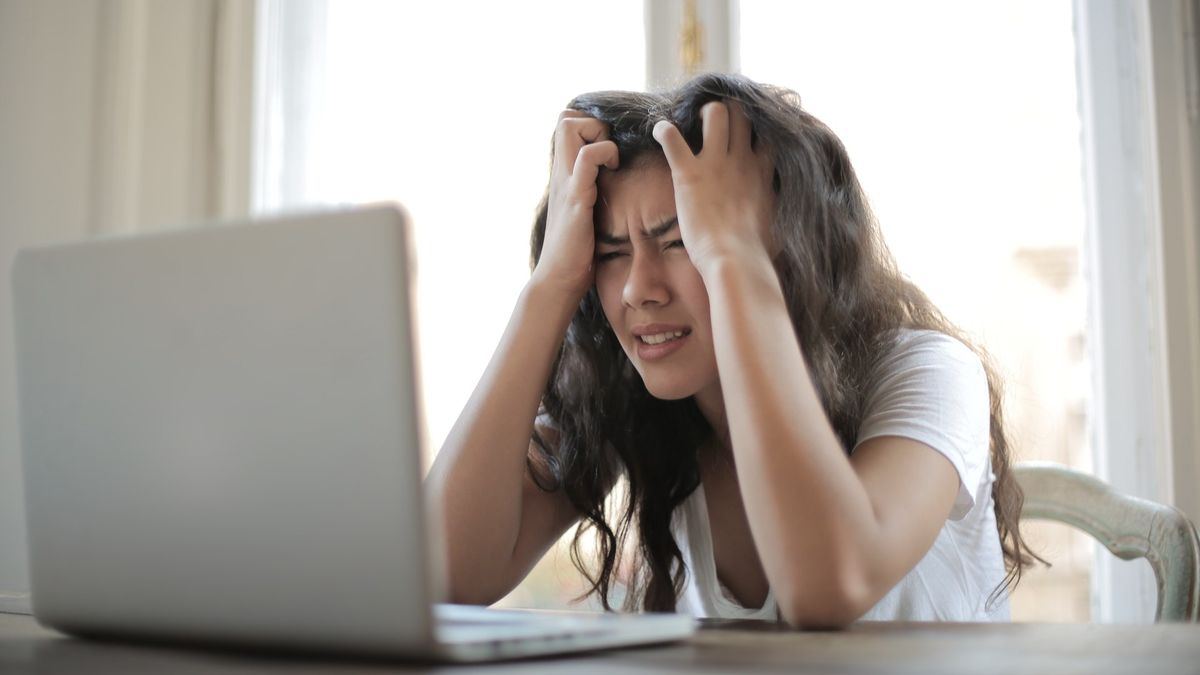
[261,0,1091,620]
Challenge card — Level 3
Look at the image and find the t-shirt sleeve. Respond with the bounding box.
[851,331,992,521]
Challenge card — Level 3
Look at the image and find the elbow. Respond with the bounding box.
[443,552,521,608]
[776,566,875,629]
[445,587,499,607]
[443,565,507,607]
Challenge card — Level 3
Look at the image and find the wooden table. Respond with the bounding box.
[2,612,1198,674]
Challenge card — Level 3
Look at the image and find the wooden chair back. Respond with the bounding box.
[1014,462,1200,622]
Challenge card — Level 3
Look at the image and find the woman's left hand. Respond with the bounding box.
[652,100,776,276]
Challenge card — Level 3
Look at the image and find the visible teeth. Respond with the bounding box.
[639,330,686,345]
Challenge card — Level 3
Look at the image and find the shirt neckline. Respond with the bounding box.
[689,483,778,618]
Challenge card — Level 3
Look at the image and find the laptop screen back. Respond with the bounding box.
[12,205,439,652]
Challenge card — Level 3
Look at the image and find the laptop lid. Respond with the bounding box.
[12,205,442,654]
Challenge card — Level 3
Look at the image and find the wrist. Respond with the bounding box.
[694,243,778,288]
[522,276,586,324]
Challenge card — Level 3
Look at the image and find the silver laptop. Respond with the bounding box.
[10,204,694,661]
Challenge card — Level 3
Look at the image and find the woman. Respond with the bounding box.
[427,72,1039,626]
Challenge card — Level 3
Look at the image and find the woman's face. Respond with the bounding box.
[594,161,719,401]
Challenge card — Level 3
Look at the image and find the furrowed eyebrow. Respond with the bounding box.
[597,217,679,246]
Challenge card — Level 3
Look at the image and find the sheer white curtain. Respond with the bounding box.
[0,0,255,614]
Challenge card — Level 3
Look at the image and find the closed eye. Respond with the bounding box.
[664,239,685,251]
[596,250,627,263]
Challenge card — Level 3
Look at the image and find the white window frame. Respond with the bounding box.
[1075,0,1200,622]
[644,0,738,87]
[1144,0,1200,528]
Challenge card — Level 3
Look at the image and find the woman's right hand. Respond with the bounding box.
[531,110,619,302]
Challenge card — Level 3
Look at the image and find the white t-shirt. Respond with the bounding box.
[673,329,1010,622]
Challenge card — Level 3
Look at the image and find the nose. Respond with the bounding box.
[622,252,669,308]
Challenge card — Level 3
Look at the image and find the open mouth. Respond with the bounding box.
[636,328,692,345]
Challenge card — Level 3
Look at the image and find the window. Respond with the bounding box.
[257,1,1170,619]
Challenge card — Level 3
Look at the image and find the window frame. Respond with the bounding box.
[1075,0,1200,623]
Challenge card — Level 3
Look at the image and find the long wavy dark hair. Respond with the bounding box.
[528,72,1041,614]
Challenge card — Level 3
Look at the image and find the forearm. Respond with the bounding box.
[425,280,578,598]
[700,253,884,624]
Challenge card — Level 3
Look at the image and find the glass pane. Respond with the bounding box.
[740,0,1091,621]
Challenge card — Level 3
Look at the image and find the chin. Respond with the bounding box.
[639,374,701,401]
